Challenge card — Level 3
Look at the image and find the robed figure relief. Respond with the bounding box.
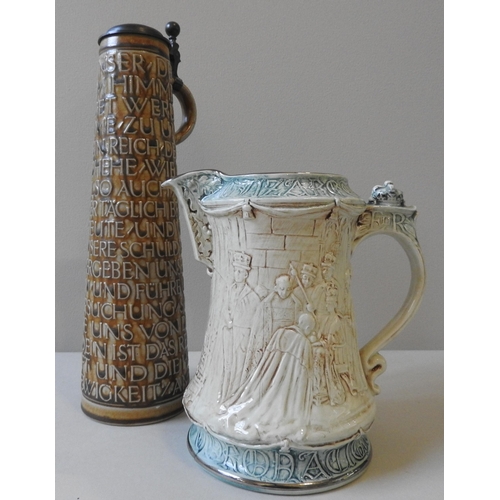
[292,258,346,406]
[311,254,346,406]
[220,251,261,400]
[219,313,317,443]
[254,274,303,349]
[292,263,317,309]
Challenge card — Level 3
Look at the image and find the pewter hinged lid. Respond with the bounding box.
[98,23,169,45]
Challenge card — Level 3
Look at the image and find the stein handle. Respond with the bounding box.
[173,84,197,145]
[352,182,426,395]
[165,22,197,145]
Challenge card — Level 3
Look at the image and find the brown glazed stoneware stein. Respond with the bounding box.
[81,23,196,425]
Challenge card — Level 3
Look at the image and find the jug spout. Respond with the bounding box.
[162,170,223,271]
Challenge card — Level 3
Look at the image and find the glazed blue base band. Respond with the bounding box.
[187,424,372,495]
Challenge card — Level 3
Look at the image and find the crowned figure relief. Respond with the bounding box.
[302,253,346,406]
[292,263,318,311]
[219,251,261,400]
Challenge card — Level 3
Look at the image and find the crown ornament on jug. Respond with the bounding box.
[368,180,405,207]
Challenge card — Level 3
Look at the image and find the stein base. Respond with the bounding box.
[81,396,183,426]
[187,425,372,495]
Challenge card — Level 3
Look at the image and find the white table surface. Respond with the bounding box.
[56,351,443,499]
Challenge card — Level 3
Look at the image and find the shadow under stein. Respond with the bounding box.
[81,22,196,425]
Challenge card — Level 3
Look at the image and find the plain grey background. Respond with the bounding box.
[56,0,443,352]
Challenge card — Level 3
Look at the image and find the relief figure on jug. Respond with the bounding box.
[255,273,303,349]
[290,259,346,406]
[219,251,260,400]
[311,256,347,406]
[218,312,317,443]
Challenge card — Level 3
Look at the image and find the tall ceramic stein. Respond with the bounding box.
[164,171,425,493]
[81,23,196,425]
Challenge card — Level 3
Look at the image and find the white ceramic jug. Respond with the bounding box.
[163,171,425,494]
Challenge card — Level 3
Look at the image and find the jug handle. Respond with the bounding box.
[173,84,197,145]
[352,183,426,395]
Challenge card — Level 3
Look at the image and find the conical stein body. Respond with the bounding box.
[81,23,196,424]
